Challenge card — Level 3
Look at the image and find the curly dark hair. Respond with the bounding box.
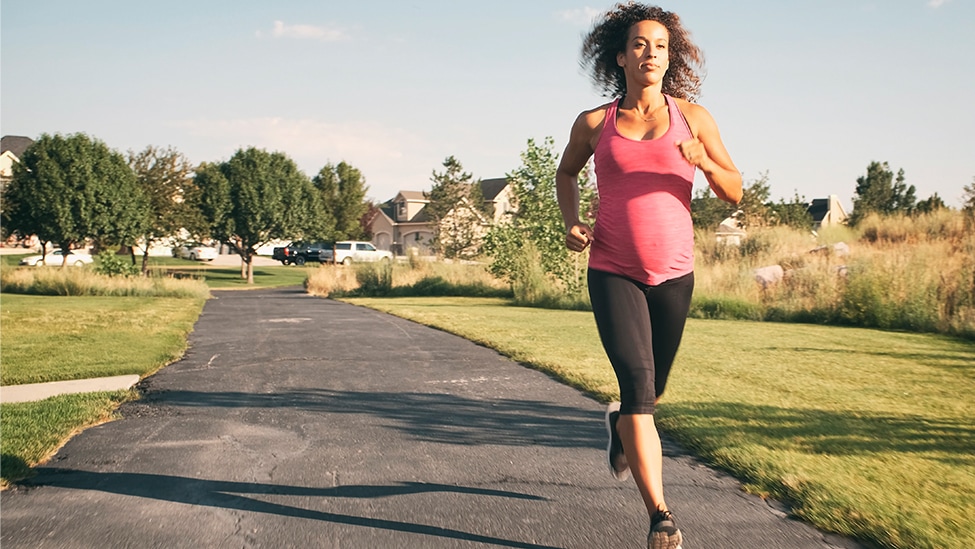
[581,2,705,101]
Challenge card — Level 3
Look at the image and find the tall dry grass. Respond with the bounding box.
[305,210,974,338]
[304,259,511,298]
[0,267,211,299]
[693,210,975,338]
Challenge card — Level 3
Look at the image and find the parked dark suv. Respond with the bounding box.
[271,241,334,265]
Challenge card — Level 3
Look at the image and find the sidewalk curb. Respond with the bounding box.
[0,375,141,404]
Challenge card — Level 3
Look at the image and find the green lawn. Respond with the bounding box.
[0,391,135,486]
[147,261,312,289]
[0,294,205,385]
[344,296,975,549]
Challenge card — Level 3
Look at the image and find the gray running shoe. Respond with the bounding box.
[605,402,630,481]
[648,509,683,549]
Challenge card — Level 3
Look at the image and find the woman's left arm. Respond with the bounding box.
[675,102,743,205]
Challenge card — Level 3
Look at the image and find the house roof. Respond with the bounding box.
[807,198,830,223]
[397,190,427,201]
[378,198,432,223]
[1,135,34,159]
[409,207,432,223]
[378,203,396,221]
[807,196,848,222]
[479,177,508,200]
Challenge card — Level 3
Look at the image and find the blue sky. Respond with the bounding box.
[3,1,973,209]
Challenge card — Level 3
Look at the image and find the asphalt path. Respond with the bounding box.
[1,287,866,548]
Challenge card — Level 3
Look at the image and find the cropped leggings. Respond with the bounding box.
[588,269,694,415]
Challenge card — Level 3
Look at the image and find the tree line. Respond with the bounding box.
[691,161,974,232]
[1,133,372,283]
[4,132,973,288]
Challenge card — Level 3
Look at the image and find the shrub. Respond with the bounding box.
[690,296,763,321]
[353,262,393,296]
[93,251,141,277]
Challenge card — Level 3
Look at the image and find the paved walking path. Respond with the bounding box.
[1,287,866,548]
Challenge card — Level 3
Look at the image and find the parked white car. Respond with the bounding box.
[172,242,219,261]
[19,249,94,267]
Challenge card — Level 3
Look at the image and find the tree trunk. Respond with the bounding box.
[245,253,254,284]
[57,240,70,270]
[141,251,150,276]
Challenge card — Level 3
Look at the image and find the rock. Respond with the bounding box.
[753,265,784,289]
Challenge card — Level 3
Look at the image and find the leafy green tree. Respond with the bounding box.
[195,147,321,283]
[768,192,814,229]
[129,145,206,274]
[914,193,946,214]
[961,177,975,213]
[314,161,368,241]
[483,137,587,292]
[738,172,772,229]
[851,161,916,225]
[690,186,733,229]
[2,133,148,267]
[425,156,486,259]
[693,173,811,230]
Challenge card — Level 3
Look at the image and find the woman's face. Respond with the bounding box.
[616,20,670,86]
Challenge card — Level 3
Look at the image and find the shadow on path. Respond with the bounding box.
[22,469,558,549]
[126,387,605,450]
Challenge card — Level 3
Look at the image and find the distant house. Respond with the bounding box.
[807,194,848,228]
[1,135,34,194]
[370,178,515,256]
[478,177,516,224]
[715,213,746,246]
[372,191,434,255]
[1,135,36,246]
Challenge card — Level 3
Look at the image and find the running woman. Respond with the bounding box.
[556,4,742,548]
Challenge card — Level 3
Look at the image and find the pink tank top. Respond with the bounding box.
[589,95,696,286]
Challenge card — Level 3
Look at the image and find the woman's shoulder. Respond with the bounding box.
[573,101,615,132]
[671,97,714,123]
[670,97,717,135]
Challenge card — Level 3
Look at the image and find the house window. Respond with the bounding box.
[397,202,406,220]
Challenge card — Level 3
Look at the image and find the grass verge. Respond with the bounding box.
[0,391,135,489]
[0,294,206,385]
[343,296,975,549]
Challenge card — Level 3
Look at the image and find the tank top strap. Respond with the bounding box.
[604,98,622,137]
[666,94,693,139]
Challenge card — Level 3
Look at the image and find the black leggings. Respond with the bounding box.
[588,269,694,415]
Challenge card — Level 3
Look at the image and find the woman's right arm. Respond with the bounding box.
[556,109,603,252]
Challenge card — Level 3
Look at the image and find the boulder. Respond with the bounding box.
[753,265,784,289]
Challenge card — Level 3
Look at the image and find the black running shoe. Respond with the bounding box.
[605,402,630,481]
[648,509,683,549]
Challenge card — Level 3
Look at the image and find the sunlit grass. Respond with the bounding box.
[0,391,135,488]
[0,294,205,385]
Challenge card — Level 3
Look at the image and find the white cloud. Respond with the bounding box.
[927,0,951,7]
[256,20,350,42]
[557,7,601,26]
